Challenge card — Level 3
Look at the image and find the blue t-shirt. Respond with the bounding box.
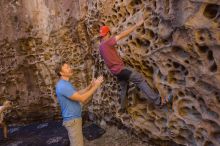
[55,79,81,121]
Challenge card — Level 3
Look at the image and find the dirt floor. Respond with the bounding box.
[84,124,147,146]
[0,120,152,146]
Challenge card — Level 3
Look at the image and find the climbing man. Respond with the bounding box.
[0,100,12,139]
[55,61,104,146]
[99,19,172,112]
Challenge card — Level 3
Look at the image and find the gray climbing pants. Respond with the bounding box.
[116,67,160,109]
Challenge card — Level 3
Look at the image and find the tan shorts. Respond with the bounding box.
[63,118,84,146]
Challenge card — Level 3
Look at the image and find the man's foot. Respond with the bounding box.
[161,94,173,105]
[155,94,173,108]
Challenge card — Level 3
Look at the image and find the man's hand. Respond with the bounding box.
[88,79,95,89]
[115,17,144,41]
[70,76,104,103]
[94,76,104,87]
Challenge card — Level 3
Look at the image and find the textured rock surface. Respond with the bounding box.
[0,0,92,124]
[0,0,220,146]
[87,1,220,146]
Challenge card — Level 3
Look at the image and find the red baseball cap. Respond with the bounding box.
[100,26,110,37]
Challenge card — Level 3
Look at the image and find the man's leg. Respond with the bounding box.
[2,122,8,138]
[63,118,84,146]
[128,68,161,105]
[118,80,129,110]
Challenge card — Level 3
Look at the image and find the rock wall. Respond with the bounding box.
[0,0,220,146]
[0,0,92,123]
[86,0,220,146]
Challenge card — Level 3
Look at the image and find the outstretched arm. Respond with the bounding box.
[77,79,94,94]
[69,76,104,104]
[115,19,144,41]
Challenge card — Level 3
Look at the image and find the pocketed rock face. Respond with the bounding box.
[0,26,94,124]
[0,0,92,124]
[86,0,220,146]
[0,0,220,146]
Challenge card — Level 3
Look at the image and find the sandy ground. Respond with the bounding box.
[0,120,152,146]
[84,125,148,146]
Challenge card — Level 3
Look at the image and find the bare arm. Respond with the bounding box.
[77,85,91,95]
[77,79,94,94]
[115,19,144,41]
[69,76,103,104]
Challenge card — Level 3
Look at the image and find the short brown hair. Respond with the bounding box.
[55,60,66,77]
